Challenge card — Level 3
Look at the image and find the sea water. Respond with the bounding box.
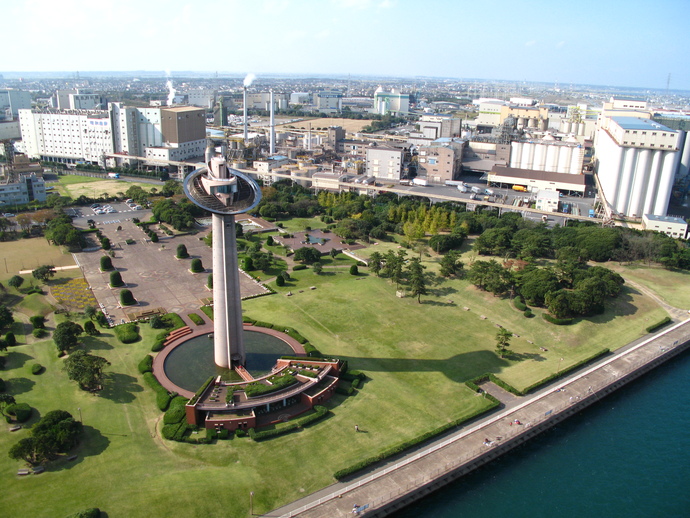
[394,350,690,517]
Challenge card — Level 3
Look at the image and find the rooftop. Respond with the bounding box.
[611,117,675,132]
[644,214,687,224]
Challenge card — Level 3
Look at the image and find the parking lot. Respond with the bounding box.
[73,215,269,324]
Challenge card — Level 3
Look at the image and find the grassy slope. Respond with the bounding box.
[0,242,670,517]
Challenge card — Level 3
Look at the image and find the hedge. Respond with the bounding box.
[32,328,47,338]
[293,264,307,271]
[646,316,672,333]
[6,402,32,423]
[114,323,140,343]
[30,363,43,375]
[200,305,214,321]
[520,348,610,394]
[138,355,153,374]
[333,399,499,480]
[151,331,170,352]
[242,315,256,324]
[143,372,172,411]
[244,374,297,397]
[188,376,215,405]
[164,405,186,425]
[524,309,534,318]
[303,343,322,357]
[248,406,329,441]
[341,370,365,382]
[161,313,185,330]
[30,315,46,329]
[542,313,574,325]
[187,313,205,325]
[513,296,527,311]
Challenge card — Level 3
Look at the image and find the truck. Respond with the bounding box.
[412,177,428,187]
[470,186,482,194]
[512,185,528,192]
[588,209,595,218]
[485,188,495,195]
[457,184,469,193]
[108,173,120,179]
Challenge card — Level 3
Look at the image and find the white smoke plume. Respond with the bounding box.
[243,73,256,87]
[166,80,176,106]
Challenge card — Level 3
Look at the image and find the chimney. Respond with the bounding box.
[243,86,248,144]
[270,90,275,155]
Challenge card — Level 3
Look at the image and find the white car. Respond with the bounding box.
[107,208,116,213]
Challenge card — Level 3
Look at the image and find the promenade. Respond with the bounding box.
[265,318,690,518]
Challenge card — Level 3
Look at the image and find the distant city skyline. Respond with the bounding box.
[5,0,690,91]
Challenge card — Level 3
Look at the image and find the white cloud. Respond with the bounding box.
[525,40,537,47]
[556,41,566,48]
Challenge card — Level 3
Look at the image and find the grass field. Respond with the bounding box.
[0,238,76,282]
[54,175,158,199]
[608,264,690,309]
[0,235,673,517]
[277,117,374,133]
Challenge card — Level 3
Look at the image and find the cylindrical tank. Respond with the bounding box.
[562,121,572,134]
[520,142,534,169]
[615,147,637,215]
[232,160,247,169]
[557,145,573,174]
[654,151,677,215]
[534,143,546,171]
[643,151,663,215]
[545,144,558,172]
[628,149,651,217]
[528,117,538,128]
[511,142,522,168]
[570,146,583,174]
[679,130,690,178]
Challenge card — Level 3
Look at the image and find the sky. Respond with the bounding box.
[6,0,690,91]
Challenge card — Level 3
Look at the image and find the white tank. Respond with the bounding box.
[545,144,558,172]
[562,121,572,133]
[628,149,651,217]
[511,142,522,168]
[557,145,572,174]
[534,143,546,171]
[570,146,582,173]
[643,151,663,215]
[679,131,690,178]
[615,147,637,214]
[520,142,533,169]
[654,151,677,215]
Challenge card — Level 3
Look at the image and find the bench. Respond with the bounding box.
[9,425,22,432]
[17,469,30,476]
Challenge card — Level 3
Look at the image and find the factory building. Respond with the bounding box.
[642,214,688,239]
[0,89,32,119]
[0,172,47,207]
[366,146,405,180]
[417,114,462,139]
[313,91,342,114]
[594,116,681,218]
[372,87,409,115]
[416,138,465,184]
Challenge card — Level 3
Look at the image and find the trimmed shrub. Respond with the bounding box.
[164,405,186,425]
[188,313,204,325]
[143,372,172,411]
[243,257,254,271]
[119,289,136,306]
[101,237,111,250]
[176,244,189,259]
[150,315,165,329]
[30,315,46,329]
[242,316,256,324]
[6,402,32,422]
[276,275,285,287]
[150,232,159,243]
[349,264,359,275]
[524,309,534,318]
[151,331,169,352]
[244,374,297,397]
[4,332,16,347]
[114,323,140,343]
[138,355,153,374]
[303,343,322,357]
[33,328,47,338]
[646,317,672,333]
[249,406,329,441]
[542,313,574,325]
[207,274,213,289]
[30,363,43,375]
[190,258,204,273]
[110,271,124,287]
[84,320,99,336]
[218,429,230,440]
[293,264,307,271]
[513,296,527,311]
[100,256,113,271]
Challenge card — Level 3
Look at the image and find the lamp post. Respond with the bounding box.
[78,407,83,423]
[249,491,254,516]
[557,357,564,376]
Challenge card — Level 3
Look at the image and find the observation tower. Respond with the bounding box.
[183,151,261,368]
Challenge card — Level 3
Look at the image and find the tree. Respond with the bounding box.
[294,247,322,264]
[349,264,359,275]
[329,247,339,259]
[7,275,24,291]
[0,305,13,331]
[369,251,383,276]
[53,321,83,353]
[495,327,512,358]
[407,257,427,303]
[32,265,56,283]
[243,256,254,271]
[9,410,83,465]
[176,244,189,259]
[313,262,323,275]
[150,315,165,329]
[84,305,97,320]
[519,267,561,306]
[83,321,99,336]
[439,251,462,277]
[266,235,274,246]
[30,315,45,329]
[64,350,110,391]
[276,275,286,286]
[4,332,16,347]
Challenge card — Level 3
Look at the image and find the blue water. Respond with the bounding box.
[394,351,690,518]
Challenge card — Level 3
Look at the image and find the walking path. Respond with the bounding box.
[623,277,689,320]
[265,318,690,517]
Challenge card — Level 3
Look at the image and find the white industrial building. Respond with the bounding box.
[366,146,404,180]
[594,116,682,218]
[0,89,32,119]
[313,91,342,114]
[509,137,584,175]
[372,87,409,115]
[642,214,687,239]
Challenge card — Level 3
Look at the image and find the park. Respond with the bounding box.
[0,174,681,517]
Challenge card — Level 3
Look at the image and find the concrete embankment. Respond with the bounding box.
[267,319,690,518]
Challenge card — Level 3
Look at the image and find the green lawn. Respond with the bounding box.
[54,175,157,199]
[0,238,76,282]
[0,236,673,517]
[609,263,690,310]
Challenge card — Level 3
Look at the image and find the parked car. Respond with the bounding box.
[2,213,15,218]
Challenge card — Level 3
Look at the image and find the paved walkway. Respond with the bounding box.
[265,318,690,518]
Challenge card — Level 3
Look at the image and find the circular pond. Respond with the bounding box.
[163,329,294,392]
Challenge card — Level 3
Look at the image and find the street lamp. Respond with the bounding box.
[249,491,254,516]
[78,407,82,423]
[557,357,564,376]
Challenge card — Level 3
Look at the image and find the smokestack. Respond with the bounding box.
[205,141,215,165]
[270,90,275,155]
[243,86,248,144]
[307,122,312,151]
